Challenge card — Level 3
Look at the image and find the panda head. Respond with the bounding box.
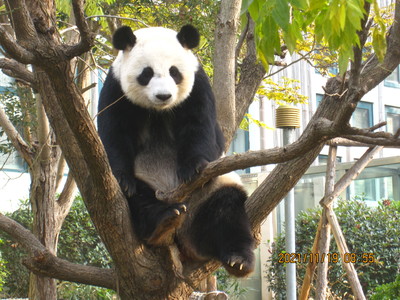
[111,25,200,110]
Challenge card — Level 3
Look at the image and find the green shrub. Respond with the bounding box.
[0,197,115,299]
[265,199,400,299]
[0,199,32,297]
[0,239,9,295]
[370,275,400,300]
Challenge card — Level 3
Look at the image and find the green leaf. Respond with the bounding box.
[309,0,327,11]
[248,0,262,21]
[372,27,387,62]
[338,48,350,75]
[339,2,347,30]
[289,0,308,10]
[256,15,280,66]
[284,22,303,53]
[271,0,290,31]
[241,0,256,15]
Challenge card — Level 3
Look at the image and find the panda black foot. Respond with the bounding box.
[146,204,187,246]
[115,171,137,197]
[222,253,255,277]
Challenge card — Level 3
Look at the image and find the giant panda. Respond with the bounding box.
[97,25,255,277]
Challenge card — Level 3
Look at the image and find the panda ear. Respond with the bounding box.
[177,25,200,49]
[113,26,136,51]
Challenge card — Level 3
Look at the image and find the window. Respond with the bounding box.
[0,151,27,172]
[316,93,324,106]
[228,129,250,174]
[348,176,394,202]
[384,65,400,88]
[385,106,400,134]
[318,154,342,165]
[351,101,373,128]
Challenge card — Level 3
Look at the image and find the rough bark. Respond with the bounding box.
[213,0,242,146]
[0,2,77,299]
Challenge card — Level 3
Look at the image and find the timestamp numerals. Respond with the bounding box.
[277,252,375,264]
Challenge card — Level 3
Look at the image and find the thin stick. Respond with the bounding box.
[315,146,337,299]
[326,207,366,300]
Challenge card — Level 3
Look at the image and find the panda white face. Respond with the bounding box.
[112,26,200,110]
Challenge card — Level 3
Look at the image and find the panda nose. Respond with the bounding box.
[156,94,172,101]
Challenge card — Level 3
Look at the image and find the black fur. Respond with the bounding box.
[113,26,136,50]
[189,186,255,277]
[98,26,255,277]
[98,66,224,192]
[177,25,200,49]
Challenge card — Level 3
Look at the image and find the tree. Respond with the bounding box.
[0,0,400,299]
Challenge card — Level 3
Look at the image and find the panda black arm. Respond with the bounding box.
[97,70,138,196]
[175,67,225,183]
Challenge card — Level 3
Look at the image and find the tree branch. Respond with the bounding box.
[35,93,51,161]
[6,0,37,43]
[0,213,116,290]
[328,137,400,148]
[235,18,266,134]
[0,57,36,88]
[56,172,77,229]
[157,118,336,202]
[159,119,400,204]
[63,0,95,59]
[0,26,35,64]
[359,0,400,94]
[0,105,34,167]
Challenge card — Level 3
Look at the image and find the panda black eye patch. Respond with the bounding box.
[169,66,183,84]
[137,67,154,86]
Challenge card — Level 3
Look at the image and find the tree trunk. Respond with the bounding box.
[28,147,61,300]
[213,0,242,145]
[27,91,61,299]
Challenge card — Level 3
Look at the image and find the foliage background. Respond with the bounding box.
[265,199,400,299]
[0,197,114,299]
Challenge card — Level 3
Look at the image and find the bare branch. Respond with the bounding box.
[85,15,149,27]
[0,26,35,64]
[0,57,36,87]
[234,13,249,72]
[235,18,266,132]
[6,0,37,42]
[157,118,336,202]
[0,105,34,167]
[265,50,314,79]
[359,0,400,94]
[35,93,51,160]
[63,0,95,59]
[56,173,77,225]
[0,213,116,290]
[315,146,336,298]
[328,137,400,148]
[341,134,400,146]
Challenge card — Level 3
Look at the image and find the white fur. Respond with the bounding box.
[217,172,243,187]
[112,27,199,110]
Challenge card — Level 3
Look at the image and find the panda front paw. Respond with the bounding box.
[114,171,137,197]
[177,157,209,183]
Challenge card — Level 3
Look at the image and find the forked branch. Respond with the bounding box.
[0,213,116,289]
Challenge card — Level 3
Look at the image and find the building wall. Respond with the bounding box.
[238,59,400,299]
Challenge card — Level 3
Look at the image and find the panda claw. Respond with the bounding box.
[239,264,243,271]
[174,209,180,216]
[180,204,187,212]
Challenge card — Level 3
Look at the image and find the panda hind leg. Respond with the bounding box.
[128,181,187,246]
[190,185,255,277]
